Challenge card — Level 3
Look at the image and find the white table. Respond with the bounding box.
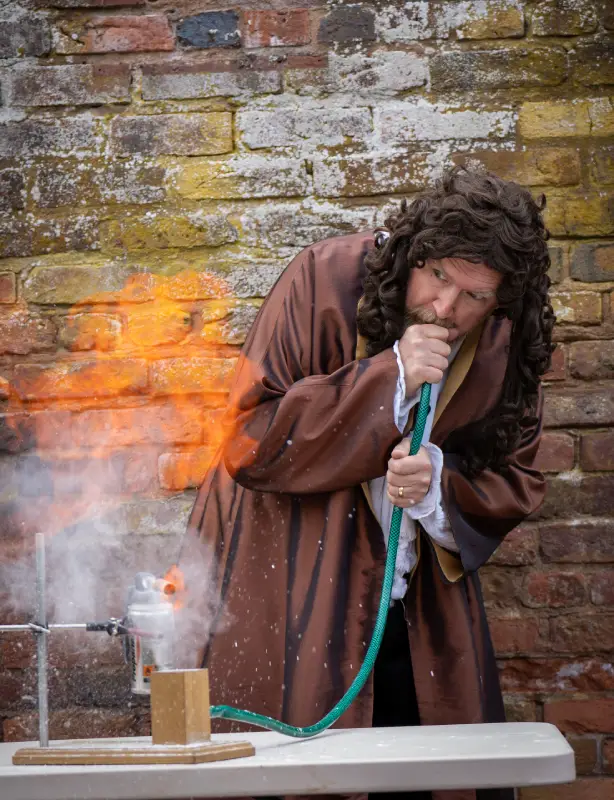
[0,723,575,799]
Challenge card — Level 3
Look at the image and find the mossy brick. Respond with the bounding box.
[573,36,614,86]
[455,148,580,187]
[12,359,148,401]
[110,113,232,157]
[519,97,614,138]
[169,155,310,200]
[545,193,614,236]
[0,171,25,212]
[532,0,598,36]
[23,264,155,305]
[59,313,121,351]
[141,65,281,100]
[571,243,614,281]
[6,64,130,107]
[0,14,51,57]
[0,118,99,158]
[33,160,165,208]
[224,262,286,298]
[0,214,99,259]
[376,102,514,145]
[101,211,237,252]
[606,3,614,30]
[123,306,192,347]
[550,292,602,325]
[0,274,16,305]
[158,447,214,490]
[242,9,311,48]
[318,5,375,43]
[285,51,428,96]
[201,303,260,346]
[430,48,568,91]
[591,145,614,184]
[238,107,372,150]
[313,152,429,198]
[177,11,239,49]
[55,14,174,54]
[150,357,236,395]
[0,312,56,355]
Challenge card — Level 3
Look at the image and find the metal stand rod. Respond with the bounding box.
[35,533,49,749]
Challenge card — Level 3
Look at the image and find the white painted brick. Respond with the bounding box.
[238,107,372,150]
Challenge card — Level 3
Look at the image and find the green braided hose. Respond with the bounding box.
[210,383,433,737]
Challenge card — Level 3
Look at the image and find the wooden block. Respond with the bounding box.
[12,740,255,765]
[151,669,211,746]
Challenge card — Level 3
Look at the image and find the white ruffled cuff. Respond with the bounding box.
[405,442,443,520]
[393,341,419,434]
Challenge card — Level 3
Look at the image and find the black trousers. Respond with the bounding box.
[369,599,431,800]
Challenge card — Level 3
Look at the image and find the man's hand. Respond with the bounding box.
[398,324,451,397]
[386,439,433,508]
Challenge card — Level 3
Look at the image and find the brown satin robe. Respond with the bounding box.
[183,231,546,800]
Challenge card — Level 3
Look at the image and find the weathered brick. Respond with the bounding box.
[318,5,375,43]
[590,570,614,605]
[551,292,602,325]
[158,447,215,490]
[238,107,372,150]
[313,152,430,198]
[242,9,311,48]
[499,657,614,694]
[535,432,575,472]
[58,314,120,351]
[569,340,614,379]
[519,97,614,138]
[592,145,614,183]
[545,698,614,734]
[199,303,260,346]
[3,709,140,742]
[540,520,614,563]
[574,36,614,86]
[430,48,568,91]
[533,0,598,36]
[580,431,614,471]
[560,736,600,774]
[0,413,36,454]
[488,525,538,566]
[72,404,202,448]
[537,474,614,518]
[453,0,525,40]
[544,344,566,381]
[6,64,131,107]
[548,246,565,284]
[480,567,522,608]
[0,214,99,259]
[23,265,154,305]
[571,243,614,281]
[55,14,174,54]
[519,778,614,800]
[0,14,51,57]
[524,571,587,608]
[503,695,537,723]
[33,160,165,208]
[456,148,580,187]
[102,211,236,252]
[0,311,56,355]
[113,112,233,157]
[490,616,542,654]
[12,360,148,400]
[170,155,310,200]
[604,739,614,773]
[31,0,145,6]
[550,614,614,654]
[376,102,514,145]
[545,390,614,427]
[286,51,428,96]
[0,170,25,212]
[0,118,98,158]
[0,274,17,305]
[122,305,192,346]
[141,64,281,100]
[545,193,614,236]
[150,357,236,395]
[177,11,239,49]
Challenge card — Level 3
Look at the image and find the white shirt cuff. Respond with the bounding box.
[393,341,419,433]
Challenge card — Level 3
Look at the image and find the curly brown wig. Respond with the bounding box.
[356,166,556,478]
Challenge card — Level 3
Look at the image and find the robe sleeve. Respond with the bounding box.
[222,245,403,494]
[439,389,545,576]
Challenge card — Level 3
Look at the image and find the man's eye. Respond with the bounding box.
[433,269,445,280]
[467,292,485,301]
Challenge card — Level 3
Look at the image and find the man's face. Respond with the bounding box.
[405,257,502,342]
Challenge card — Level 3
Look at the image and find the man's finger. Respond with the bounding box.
[419,324,450,340]
[391,437,412,458]
[388,456,427,476]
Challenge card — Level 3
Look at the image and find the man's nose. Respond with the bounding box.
[432,287,459,318]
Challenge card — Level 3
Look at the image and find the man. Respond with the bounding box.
[182,167,555,800]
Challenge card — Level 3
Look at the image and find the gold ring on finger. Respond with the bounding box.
[398,486,404,498]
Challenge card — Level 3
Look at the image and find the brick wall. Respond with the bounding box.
[0,0,613,795]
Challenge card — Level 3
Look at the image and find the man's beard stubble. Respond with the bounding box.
[403,306,456,332]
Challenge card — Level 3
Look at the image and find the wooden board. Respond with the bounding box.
[12,740,255,765]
